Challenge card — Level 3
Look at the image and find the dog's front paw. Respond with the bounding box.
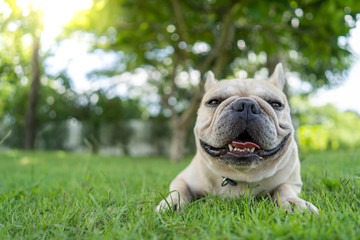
[156,192,189,212]
[278,197,319,214]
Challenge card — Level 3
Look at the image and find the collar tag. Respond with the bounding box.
[221,176,238,187]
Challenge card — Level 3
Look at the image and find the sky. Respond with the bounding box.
[310,19,360,113]
[20,0,360,114]
[310,59,360,113]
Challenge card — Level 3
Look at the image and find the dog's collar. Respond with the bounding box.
[221,176,238,187]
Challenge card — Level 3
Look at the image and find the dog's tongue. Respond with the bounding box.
[231,141,260,149]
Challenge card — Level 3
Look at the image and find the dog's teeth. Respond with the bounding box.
[232,147,256,154]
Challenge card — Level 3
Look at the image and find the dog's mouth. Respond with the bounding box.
[200,131,290,165]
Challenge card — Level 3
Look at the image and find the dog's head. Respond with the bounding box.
[195,64,295,173]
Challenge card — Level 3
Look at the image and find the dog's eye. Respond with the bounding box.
[206,99,221,107]
[270,101,284,110]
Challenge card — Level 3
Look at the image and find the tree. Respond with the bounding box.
[291,97,360,151]
[69,90,142,154]
[0,0,44,149]
[25,33,42,149]
[67,0,360,161]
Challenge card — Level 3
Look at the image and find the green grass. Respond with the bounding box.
[0,149,359,239]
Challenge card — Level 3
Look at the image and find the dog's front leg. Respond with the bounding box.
[156,175,193,212]
[271,162,319,214]
[272,183,318,214]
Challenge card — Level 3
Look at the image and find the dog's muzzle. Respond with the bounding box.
[200,133,291,166]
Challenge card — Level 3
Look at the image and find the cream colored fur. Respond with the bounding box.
[157,64,318,214]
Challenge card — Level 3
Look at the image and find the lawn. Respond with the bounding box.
[0,149,359,239]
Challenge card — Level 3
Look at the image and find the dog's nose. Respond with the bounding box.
[232,99,260,119]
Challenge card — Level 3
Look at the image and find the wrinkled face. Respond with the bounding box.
[195,76,294,168]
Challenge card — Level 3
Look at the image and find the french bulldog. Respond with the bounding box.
[157,63,318,214]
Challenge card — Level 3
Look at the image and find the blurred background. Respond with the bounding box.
[0,0,360,162]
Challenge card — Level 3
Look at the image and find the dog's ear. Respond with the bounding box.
[269,63,285,90]
[205,71,218,91]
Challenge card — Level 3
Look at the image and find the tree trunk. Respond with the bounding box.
[168,87,203,162]
[169,118,187,162]
[25,38,41,150]
[167,1,237,162]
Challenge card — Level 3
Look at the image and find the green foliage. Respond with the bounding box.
[73,90,143,153]
[0,150,359,238]
[2,0,360,153]
[65,0,360,117]
[0,1,146,150]
[0,0,43,83]
[0,75,143,150]
[292,97,360,151]
[0,0,44,149]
